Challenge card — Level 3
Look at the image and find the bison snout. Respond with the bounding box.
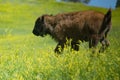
[32,30,39,36]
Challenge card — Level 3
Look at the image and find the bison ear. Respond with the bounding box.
[104,8,111,24]
[41,15,45,22]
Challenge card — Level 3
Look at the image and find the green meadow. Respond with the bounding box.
[0,0,120,80]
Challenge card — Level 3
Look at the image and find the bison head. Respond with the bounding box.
[32,15,48,37]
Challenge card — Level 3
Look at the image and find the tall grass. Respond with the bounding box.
[0,0,120,80]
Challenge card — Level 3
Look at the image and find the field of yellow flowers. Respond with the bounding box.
[0,0,120,80]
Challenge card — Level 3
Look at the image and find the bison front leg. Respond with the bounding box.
[54,42,65,54]
[71,42,79,51]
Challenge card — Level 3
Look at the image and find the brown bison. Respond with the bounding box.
[32,9,111,53]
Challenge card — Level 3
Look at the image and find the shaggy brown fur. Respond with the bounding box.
[33,9,112,53]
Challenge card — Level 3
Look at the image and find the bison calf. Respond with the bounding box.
[32,9,111,53]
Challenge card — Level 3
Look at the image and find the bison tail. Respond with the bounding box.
[104,8,111,24]
[99,8,112,36]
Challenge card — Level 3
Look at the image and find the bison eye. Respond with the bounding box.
[35,21,42,30]
[40,25,44,32]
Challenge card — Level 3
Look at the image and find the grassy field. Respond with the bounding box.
[0,0,120,80]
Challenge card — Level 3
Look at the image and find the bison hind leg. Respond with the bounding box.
[99,39,110,52]
[89,38,99,48]
[89,36,100,53]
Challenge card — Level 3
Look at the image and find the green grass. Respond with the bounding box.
[0,0,120,80]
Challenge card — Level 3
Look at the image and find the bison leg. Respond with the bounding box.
[89,38,99,48]
[89,39,92,48]
[99,38,110,52]
[54,42,65,54]
[71,42,79,51]
[89,38,99,53]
